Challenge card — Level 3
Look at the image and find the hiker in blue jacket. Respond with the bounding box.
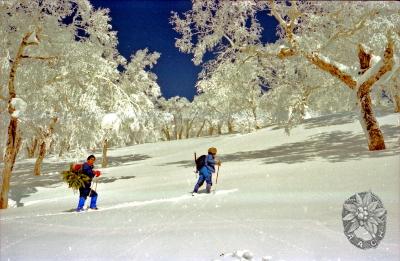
[77,155,101,211]
[193,147,221,194]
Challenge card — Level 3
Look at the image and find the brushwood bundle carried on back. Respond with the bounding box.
[61,163,90,191]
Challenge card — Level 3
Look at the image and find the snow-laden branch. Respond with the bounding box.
[10,98,27,118]
[357,36,395,96]
[305,52,357,89]
[268,0,300,49]
[319,11,376,52]
[20,55,58,61]
[95,75,141,112]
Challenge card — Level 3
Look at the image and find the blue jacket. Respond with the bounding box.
[82,162,95,187]
[79,162,96,198]
[199,153,216,176]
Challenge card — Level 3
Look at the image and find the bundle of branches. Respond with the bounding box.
[61,163,89,191]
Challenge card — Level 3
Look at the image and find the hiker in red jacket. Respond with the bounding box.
[76,155,101,211]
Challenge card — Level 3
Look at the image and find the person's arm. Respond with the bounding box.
[206,154,216,172]
[82,163,95,179]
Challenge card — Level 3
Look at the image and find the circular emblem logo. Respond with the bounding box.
[342,191,387,249]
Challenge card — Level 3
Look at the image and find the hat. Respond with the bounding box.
[208,147,217,154]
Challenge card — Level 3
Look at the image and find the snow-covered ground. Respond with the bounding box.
[1,111,399,261]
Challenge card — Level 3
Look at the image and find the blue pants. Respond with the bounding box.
[193,172,212,193]
[77,191,98,210]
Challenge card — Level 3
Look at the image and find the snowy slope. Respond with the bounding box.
[1,111,399,261]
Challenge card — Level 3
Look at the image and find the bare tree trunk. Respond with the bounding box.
[173,118,179,140]
[355,42,393,150]
[58,139,70,157]
[33,117,58,176]
[102,138,108,168]
[217,123,222,135]
[227,119,235,133]
[1,31,36,209]
[0,119,22,209]
[196,120,206,137]
[162,127,171,141]
[304,40,393,151]
[394,95,400,113]
[26,137,38,158]
[358,93,385,150]
[251,107,260,129]
[208,124,214,136]
[185,118,195,139]
[178,127,184,140]
[33,141,46,176]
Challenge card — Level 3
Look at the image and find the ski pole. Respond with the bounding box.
[94,176,98,191]
[215,165,220,184]
[194,152,198,178]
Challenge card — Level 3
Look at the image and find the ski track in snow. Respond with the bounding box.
[0,189,238,221]
[117,190,212,259]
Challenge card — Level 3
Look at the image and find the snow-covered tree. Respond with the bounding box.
[197,52,266,132]
[269,0,399,150]
[171,0,400,151]
[157,96,193,140]
[0,0,78,208]
[0,0,126,208]
[116,48,162,145]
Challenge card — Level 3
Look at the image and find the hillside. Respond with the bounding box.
[1,111,399,261]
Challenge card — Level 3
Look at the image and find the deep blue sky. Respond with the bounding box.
[91,0,278,100]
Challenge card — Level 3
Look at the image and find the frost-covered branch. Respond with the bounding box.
[20,55,58,61]
[269,0,300,49]
[319,11,376,52]
[305,52,357,89]
[357,36,394,97]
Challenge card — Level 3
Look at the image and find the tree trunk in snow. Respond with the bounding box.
[217,124,222,135]
[0,119,22,209]
[358,93,385,150]
[303,39,394,151]
[208,122,214,136]
[251,107,260,129]
[196,120,206,137]
[178,127,184,140]
[33,117,58,176]
[1,31,37,209]
[227,119,235,133]
[33,141,46,176]
[162,127,171,141]
[26,137,38,158]
[355,41,394,150]
[394,95,400,113]
[58,139,70,157]
[185,118,195,139]
[102,138,108,168]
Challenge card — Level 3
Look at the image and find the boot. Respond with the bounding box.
[90,195,98,209]
[76,197,86,211]
[206,184,211,193]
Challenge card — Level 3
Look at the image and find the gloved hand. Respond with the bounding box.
[94,170,101,177]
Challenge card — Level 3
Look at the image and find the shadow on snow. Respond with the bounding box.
[165,124,399,169]
[5,154,149,207]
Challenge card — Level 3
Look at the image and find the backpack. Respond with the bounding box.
[195,154,207,172]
